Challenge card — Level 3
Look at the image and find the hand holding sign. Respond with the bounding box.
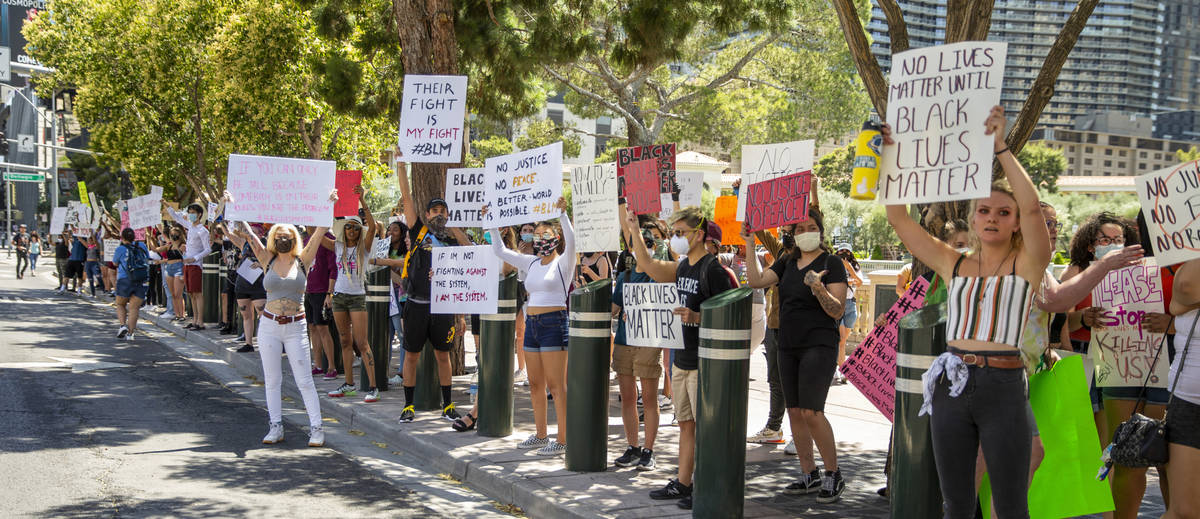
[1136,159,1200,265]
[334,170,363,217]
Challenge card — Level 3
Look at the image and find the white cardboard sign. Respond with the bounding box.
[622,282,684,349]
[431,245,500,315]
[126,194,162,230]
[103,239,121,262]
[482,142,563,228]
[738,140,814,221]
[225,154,336,227]
[677,170,704,208]
[49,207,68,235]
[445,167,486,227]
[571,163,620,252]
[397,75,468,164]
[1136,160,1200,266]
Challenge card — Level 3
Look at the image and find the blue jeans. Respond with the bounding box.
[390,312,405,374]
[86,261,102,295]
[162,273,174,314]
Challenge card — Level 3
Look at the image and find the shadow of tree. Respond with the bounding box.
[37,497,252,518]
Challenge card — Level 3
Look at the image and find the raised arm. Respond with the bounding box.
[989,106,1051,277]
[1040,245,1144,312]
[299,226,328,267]
[393,150,417,228]
[356,185,378,250]
[164,203,188,227]
[740,225,780,289]
[620,203,677,283]
[557,197,574,260]
[240,222,271,266]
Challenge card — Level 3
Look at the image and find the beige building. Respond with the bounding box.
[1027,126,1195,177]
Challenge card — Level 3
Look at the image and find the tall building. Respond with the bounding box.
[1157,0,1200,111]
[867,0,1164,129]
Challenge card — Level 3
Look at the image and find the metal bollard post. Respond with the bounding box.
[564,278,612,472]
[478,273,518,437]
[891,303,947,518]
[694,287,752,518]
[414,339,442,411]
[219,259,230,325]
[366,268,391,391]
[202,252,220,323]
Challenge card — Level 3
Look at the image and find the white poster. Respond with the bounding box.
[49,207,67,235]
[149,185,163,198]
[677,170,704,208]
[397,75,468,164]
[225,154,336,227]
[1089,259,1169,388]
[103,239,120,262]
[431,245,500,315]
[622,282,684,349]
[236,257,263,284]
[570,163,620,252]
[482,142,563,228]
[126,193,162,230]
[739,140,814,221]
[658,193,675,220]
[445,167,486,227]
[1136,161,1200,265]
[206,202,218,222]
[878,41,1007,204]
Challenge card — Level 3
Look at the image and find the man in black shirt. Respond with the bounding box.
[14,224,29,279]
[622,205,735,510]
[393,154,471,424]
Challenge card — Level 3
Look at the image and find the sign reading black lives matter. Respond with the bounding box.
[879,41,1007,204]
[445,167,486,227]
[398,75,468,163]
[1136,159,1200,265]
[622,283,684,349]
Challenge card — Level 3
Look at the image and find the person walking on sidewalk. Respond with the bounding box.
[236,218,329,448]
[113,227,151,340]
[624,205,735,511]
[27,231,41,276]
[54,232,70,291]
[610,220,660,470]
[164,202,210,330]
[484,196,575,457]
[14,224,28,279]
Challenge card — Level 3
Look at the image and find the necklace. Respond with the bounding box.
[976,248,1014,302]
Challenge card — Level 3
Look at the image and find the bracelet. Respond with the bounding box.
[995,148,1010,156]
[1081,320,1091,331]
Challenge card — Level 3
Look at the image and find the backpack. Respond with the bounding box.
[125,243,149,283]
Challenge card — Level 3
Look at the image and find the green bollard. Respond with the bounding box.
[202,252,220,323]
[414,339,442,411]
[694,287,753,519]
[891,302,947,518]
[478,273,518,437]
[366,268,391,391]
[219,260,230,324]
[564,278,612,472]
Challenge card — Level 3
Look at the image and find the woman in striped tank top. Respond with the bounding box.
[883,105,1052,519]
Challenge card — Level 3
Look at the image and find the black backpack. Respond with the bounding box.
[125,244,149,283]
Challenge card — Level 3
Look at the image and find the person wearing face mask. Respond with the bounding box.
[483,196,574,456]
[164,202,211,330]
[746,222,797,449]
[512,222,538,383]
[149,226,188,322]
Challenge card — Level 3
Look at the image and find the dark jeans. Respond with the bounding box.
[930,363,1031,519]
[15,251,28,276]
[86,261,102,295]
[763,328,785,431]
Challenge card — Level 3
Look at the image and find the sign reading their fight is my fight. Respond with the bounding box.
[397,75,468,163]
[1089,259,1169,388]
[879,41,1007,204]
[1137,160,1200,265]
[618,143,676,215]
[483,141,563,228]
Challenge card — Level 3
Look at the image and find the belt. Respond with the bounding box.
[952,352,1023,369]
[262,310,305,324]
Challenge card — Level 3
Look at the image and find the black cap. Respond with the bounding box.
[427,198,448,210]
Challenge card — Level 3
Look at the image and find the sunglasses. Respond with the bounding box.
[1045,219,1062,232]
[670,228,700,238]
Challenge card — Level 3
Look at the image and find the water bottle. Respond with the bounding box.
[850,120,883,200]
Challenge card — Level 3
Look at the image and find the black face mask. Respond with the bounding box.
[275,238,294,253]
[780,232,796,250]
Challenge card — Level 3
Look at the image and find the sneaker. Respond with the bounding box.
[311,367,324,375]
[262,422,284,444]
[649,478,692,500]
[517,434,549,450]
[398,405,415,423]
[536,441,566,456]
[784,439,797,455]
[236,344,255,353]
[125,332,135,341]
[784,469,822,495]
[388,374,403,386]
[308,425,325,447]
[323,369,339,380]
[658,394,673,409]
[636,449,656,471]
[363,388,379,403]
[832,370,847,386]
[615,445,642,467]
[748,426,785,444]
[677,495,692,510]
[327,383,357,398]
[816,470,845,503]
[236,333,246,342]
[117,325,129,339]
[441,403,461,421]
[513,369,527,385]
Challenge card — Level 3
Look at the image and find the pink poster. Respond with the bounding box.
[334,170,363,217]
[841,276,930,421]
[120,210,145,241]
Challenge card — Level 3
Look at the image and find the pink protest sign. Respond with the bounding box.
[744,170,811,232]
[1089,258,1168,388]
[334,170,363,217]
[120,210,145,241]
[841,276,930,421]
[617,143,675,215]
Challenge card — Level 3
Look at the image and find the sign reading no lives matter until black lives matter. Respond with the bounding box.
[879,41,1007,204]
[1136,159,1200,265]
[398,75,468,164]
[618,144,676,215]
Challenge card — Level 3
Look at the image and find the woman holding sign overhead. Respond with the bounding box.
[883,106,1051,519]
[483,196,575,457]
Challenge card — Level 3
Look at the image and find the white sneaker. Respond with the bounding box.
[262,422,284,444]
[748,427,785,444]
[160,311,175,320]
[388,374,403,386]
[657,394,673,409]
[536,441,566,456]
[125,332,134,341]
[513,369,527,385]
[308,425,325,447]
[517,433,550,449]
[784,440,797,455]
[117,325,129,339]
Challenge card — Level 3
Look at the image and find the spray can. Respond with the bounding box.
[850,120,883,200]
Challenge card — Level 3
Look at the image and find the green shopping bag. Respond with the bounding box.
[980,355,1114,518]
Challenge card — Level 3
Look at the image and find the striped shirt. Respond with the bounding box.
[945,255,1035,348]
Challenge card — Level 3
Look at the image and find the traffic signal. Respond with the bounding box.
[0,104,8,156]
[0,131,8,156]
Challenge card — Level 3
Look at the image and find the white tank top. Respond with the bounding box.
[1169,309,1200,406]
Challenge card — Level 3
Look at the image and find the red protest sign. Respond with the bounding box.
[744,170,812,232]
[334,170,363,217]
[617,143,676,215]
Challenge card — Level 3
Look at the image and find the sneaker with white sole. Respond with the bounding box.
[816,470,845,503]
[649,478,692,500]
[308,425,325,447]
[441,403,461,421]
[747,426,785,444]
[387,374,403,386]
[262,422,284,444]
[513,369,527,385]
[636,449,657,471]
[784,439,797,455]
[658,394,673,409]
[124,332,135,341]
[517,434,549,450]
[327,383,357,398]
[160,311,175,320]
[615,445,642,467]
[363,388,379,403]
[536,441,566,456]
[398,405,415,423]
[117,325,129,339]
[784,469,822,494]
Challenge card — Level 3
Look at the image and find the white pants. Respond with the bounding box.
[750,303,766,354]
[258,317,322,428]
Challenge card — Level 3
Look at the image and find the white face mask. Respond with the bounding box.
[669,235,692,255]
[1094,244,1121,261]
[956,247,971,254]
[795,232,822,252]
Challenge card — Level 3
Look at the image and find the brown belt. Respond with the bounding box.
[953,352,1023,370]
[262,310,305,324]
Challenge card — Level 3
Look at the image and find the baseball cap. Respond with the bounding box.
[704,220,722,244]
[427,198,448,211]
[835,242,852,252]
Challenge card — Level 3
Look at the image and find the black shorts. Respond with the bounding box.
[304,292,330,326]
[1167,397,1200,451]
[66,260,84,278]
[402,301,455,353]
[778,345,838,411]
[235,276,267,301]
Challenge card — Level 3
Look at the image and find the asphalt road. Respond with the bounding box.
[0,257,506,518]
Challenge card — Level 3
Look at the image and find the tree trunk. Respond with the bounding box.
[831,0,890,117]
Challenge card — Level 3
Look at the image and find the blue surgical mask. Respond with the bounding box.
[483,231,493,244]
[1094,244,1122,261]
[520,233,534,243]
[188,213,200,223]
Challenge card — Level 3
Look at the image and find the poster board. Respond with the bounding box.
[841,276,930,420]
[878,41,1007,204]
[1088,259,1168,388]
[713,196,742,246]
[397,74,468,163]
[617,143,676,215]
[225,154,336,227]
[334,170,363,218]
[445,167,486,227]
[49,207,67,235]
[126,194,162,230]
[738,140,814,221]
[622,282,684,349]
[431,245,500,315]
[1136,160,1200,265]
[103,239,120,262]
[570,163,620,252]
[677,170,704,208]
[482,142,563,228]
[744,170,812,232]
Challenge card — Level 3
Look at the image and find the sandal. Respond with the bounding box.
[452,414,477,432]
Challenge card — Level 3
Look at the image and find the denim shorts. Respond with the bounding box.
[840,298,858,329]
[523,310,568,353]
[116,277,148,300]
[162,262,184,278]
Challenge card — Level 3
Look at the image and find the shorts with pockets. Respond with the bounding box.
[116,277,148,300]
[523,310,568,353]
[331,293,366,312]
[163,262,184,278]
[840,298,859,329]
[184,264,202,292]
[305,292,330,325]
[402,301,456,353]
[612,344,663,379]
[672,365,699,422]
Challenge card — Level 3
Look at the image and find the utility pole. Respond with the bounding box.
[49,94,57,211]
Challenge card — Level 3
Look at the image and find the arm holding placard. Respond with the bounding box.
[482,205,536,274]
[1040,245,1143,312]
[556,197,576,277]
[393,150,418,228]
[881,125,965,279]
[620,203,677,283]
[989,106,1052,280]
[740,223,779,289]
[240,221,271,268]
[355,185,378,251]
[299,226,328,268]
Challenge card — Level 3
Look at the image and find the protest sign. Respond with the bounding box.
[397,75,468,163]
[119,209,144,240]
[677,170,704,208]
[878,41,1007,204]
[622,282,684,349]
[570,163,620,252]
[658,193,675,220]
[149,185,163,198]
[49,207,67,235]
[713,196,742,245]
[1136,160,1200,265]
[78,181,89,206]
[482,142,563,228]
[206,202,218,222]
[103,239,120,262]
[738,140,814,221]
[744,170,812,232]
[445,167,486,227]
[127,194,162,230]
[841,276,930,420]
[225,154,336,227]
[431,245,500,315]
[237,258,263,284]
[1089,258,1168,388]
[617,143,676,215]
[334,170,363,217]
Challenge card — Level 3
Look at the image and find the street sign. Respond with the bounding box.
[0,48,9,82]
[17,134,34,153]
[4,172,45,182]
